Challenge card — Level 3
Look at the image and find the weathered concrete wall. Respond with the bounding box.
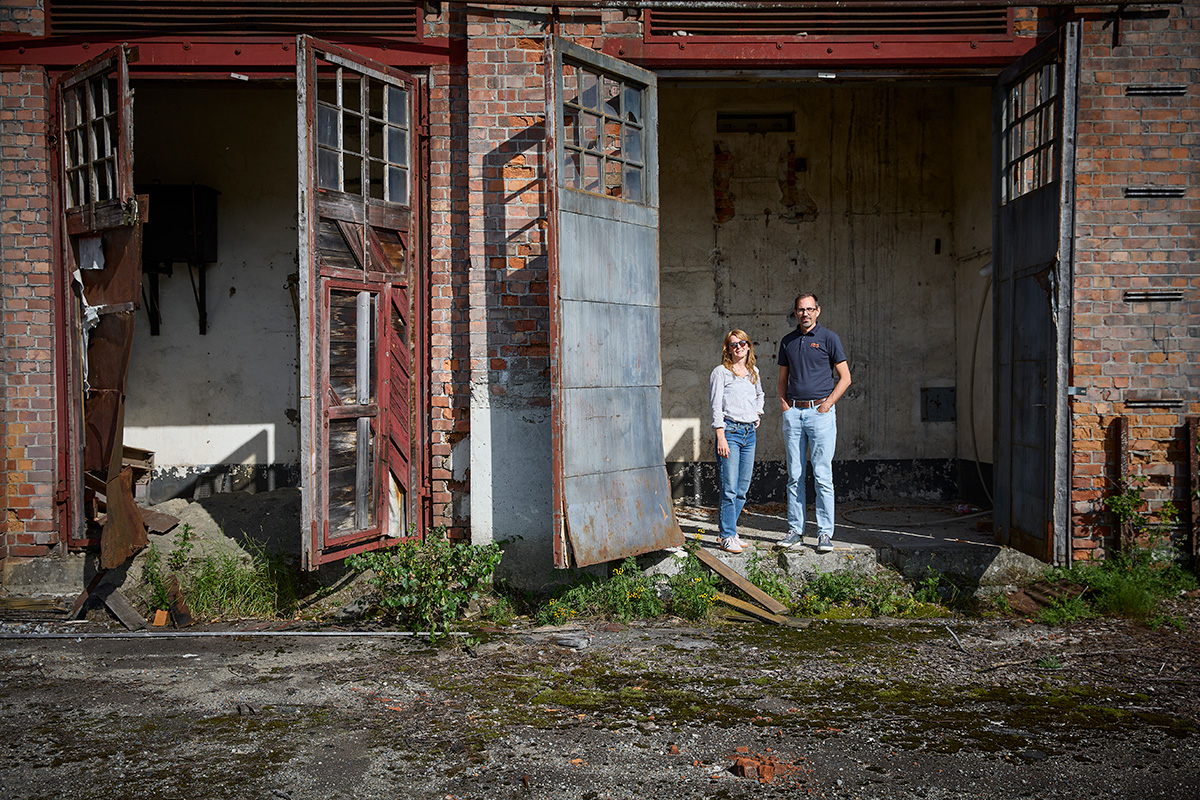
[124,84,300,499]
[952,87,996,470]
[659,82,993,500]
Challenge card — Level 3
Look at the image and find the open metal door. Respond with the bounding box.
[56,46,149,568]
[992,24,1079,565]
[297,37,424,569]
[546,37,684,568]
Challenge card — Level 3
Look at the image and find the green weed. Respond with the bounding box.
[142,544,170,612]
[534,549,720,625]
[665,547,721,621]
[795,567,945,619]
[744,551,795,604]
[186,542,298,620]
[347,530,502,640]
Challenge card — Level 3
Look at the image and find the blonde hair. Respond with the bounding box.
[721,329,758,384]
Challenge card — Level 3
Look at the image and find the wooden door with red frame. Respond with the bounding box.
[297,36,424,569]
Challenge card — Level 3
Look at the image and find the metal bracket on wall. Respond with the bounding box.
[186,260,208,335]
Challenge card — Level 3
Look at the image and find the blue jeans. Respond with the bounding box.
[782,405,837,538]
[717,420,756,541]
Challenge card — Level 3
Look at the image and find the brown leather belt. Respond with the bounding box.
[788,397,826,409]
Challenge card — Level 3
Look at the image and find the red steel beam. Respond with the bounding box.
[603,35,1040,67]
[0,35,451,73]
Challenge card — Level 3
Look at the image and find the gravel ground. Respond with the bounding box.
[2,598,1199,800]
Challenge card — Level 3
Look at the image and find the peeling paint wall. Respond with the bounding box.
[124,84,299,499]
[660,82,993,500]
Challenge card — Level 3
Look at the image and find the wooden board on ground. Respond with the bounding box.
[694,546,788,614]
[715,591,810,628]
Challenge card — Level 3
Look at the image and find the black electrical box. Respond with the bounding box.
[138,184,219,264]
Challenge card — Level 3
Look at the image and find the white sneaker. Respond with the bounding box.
[719,537,744,554]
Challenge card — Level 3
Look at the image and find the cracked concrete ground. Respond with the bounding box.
[2,602,1199,800]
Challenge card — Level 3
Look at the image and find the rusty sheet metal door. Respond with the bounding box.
[546,37,684,568]
[297,37,424,569]
[56,46,149,567]
[992,24,1079,565]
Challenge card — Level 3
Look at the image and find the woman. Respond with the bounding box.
[709,330,765,553]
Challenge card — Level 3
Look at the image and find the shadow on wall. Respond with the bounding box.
[480,111,560,587]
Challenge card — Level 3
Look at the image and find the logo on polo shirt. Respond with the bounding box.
[809,342,821,349]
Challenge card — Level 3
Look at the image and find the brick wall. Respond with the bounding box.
[1071,5,1200,559]
[0,66,58,560]
[426,8,471,538]
[0,0,44,36]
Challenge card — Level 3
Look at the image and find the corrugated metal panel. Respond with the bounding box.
[547,36,684,569]
[646,6,1011,39]
[48,1,421,37]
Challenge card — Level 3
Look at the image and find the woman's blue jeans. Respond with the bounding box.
[782,404,837,538]
[717,420,756,540]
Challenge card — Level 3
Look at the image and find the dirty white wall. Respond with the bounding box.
[125,83,299,498]
[952,87,995,468]
[659,82,993,498]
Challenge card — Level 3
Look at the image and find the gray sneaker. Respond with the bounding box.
[816,533,833,553]
[775,531,805,550]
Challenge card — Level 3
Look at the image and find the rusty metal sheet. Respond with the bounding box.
[85,310,135,391]
[78,224,144,307]
[562,467,678,567]
[548,37,683,568]
[83,390,122,474]
[561,387,667,477]
[100,466,148,570]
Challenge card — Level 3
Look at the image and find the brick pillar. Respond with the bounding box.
[1070,4,1200,560]
[1,66,58,560]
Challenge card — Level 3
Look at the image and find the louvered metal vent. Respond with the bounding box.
[1125,187,1186,198]
[1125,289,1185,302]
[1126,84,1188,96]
[48,1,421,37]
[646,6,1012,40]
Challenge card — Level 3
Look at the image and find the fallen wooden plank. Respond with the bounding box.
[694,546,788,614]
[92,582,147,631]
[715,592,810,628]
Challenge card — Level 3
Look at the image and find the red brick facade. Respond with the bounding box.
[0,4,1197,571]
[1070,6,1200,560]
[1,66,57,559]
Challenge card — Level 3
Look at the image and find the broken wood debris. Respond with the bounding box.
[714,592,810,629]
[693,547,787,614]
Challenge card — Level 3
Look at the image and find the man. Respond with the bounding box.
[775,293,851,553]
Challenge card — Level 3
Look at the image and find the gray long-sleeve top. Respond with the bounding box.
[709,365,765,429]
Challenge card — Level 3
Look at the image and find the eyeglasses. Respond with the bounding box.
[728,341,750,350]
[795,307,818,315]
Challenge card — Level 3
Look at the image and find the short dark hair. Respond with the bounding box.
[793,293,819,308]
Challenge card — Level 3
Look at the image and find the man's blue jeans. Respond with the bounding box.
[717,420,756,541]
[782,405,837,538]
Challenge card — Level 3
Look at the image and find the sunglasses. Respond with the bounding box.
[728,341,750,349]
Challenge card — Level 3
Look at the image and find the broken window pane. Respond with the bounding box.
[583,153,601,193]
[344,154,363,196]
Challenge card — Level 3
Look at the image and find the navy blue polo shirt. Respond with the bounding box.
[777,323,847,401]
